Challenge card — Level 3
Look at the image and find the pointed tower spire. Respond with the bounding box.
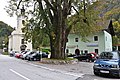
[107,20,115,36]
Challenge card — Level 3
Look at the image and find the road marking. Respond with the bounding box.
[29,63,84,78]
[9,69,31,80]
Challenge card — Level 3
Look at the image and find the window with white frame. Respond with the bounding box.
[94,35,98,41]
[75,38,78,42]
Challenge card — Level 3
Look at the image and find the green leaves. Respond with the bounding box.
[68,1,102,38]
[0,21,13,48]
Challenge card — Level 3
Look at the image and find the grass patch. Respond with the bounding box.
[3,52,9,55]
[43,57,75,61]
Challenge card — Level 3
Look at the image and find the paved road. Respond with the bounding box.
[0,55,83,80]
[0,55,120,80]
[30,61,120,80]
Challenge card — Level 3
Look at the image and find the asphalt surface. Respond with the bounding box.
[0,55,82,80]
[0,54,120,80]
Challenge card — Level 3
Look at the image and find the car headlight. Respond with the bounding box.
[94,63,99,67]
[94,63,99,66]
[110,64,119,69]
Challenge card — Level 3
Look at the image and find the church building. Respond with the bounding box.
[8,6,32,52]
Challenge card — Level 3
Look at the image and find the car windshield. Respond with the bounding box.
[99,52,119,59]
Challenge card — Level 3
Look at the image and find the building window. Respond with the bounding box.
[75,38,78,42]
[95,49,98,54]
[94,36,98,41]
[21,39,24,44]
[66,49,69,53]
[22,20,25,25]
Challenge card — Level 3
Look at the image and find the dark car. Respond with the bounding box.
[28,52,41,61]
[41,52,48,58]
[74,52,97,62]
[28,52,48,61]
[26,51,36,60]
[93,51,120,77]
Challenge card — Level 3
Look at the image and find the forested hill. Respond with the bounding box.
[95,0,120,21]
[0,21,14,49]
[0,21,13,37]
[94,0,120,44]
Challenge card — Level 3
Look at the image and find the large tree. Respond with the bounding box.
[6,0,100,59]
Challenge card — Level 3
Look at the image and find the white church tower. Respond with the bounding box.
[8,6,32,52]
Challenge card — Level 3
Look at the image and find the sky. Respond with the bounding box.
[0,0,17,28]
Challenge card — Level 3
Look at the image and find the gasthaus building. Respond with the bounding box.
[66,20,115,55]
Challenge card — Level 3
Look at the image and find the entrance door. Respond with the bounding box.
[75,49,80,55]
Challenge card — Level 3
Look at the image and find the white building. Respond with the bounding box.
[66,30,112,55]
[8,6,32,52]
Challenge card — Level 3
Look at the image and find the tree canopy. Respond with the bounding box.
[6,0,102,59]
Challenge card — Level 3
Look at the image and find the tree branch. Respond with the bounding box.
[66,16,80,36]
[17,0,22,9]
[33,1,37,13]
[44,0,55,11]
[71,6,79,15]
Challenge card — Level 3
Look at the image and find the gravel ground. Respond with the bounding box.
[29,61,94,75]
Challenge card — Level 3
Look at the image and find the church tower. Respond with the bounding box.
[16,5,25,32]
[8,6,32,52]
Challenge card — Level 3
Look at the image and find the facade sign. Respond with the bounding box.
[87,43,98,47]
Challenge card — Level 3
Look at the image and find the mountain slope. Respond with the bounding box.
[0,21,14,48]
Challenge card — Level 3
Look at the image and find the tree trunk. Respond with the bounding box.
[49,1,70,59]
[50,33,66,59]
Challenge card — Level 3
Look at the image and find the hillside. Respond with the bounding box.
[0,21,14,48]
[0,21,13,37]
[98,0,120,20]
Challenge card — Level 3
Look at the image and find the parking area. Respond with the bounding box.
[28,61,120,80]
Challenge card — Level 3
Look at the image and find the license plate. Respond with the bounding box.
[100,70,109,73]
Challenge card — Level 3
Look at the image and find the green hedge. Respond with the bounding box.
[42,49,50,54]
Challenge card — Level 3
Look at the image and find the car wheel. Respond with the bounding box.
[94,71,99,76]
[117,72,120,78]
[78,58,82,61]
[91,59,94,62]
[31,58,34,61]
[28,58,31,61]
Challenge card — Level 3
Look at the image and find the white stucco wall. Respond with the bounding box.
[8,36,12,52]
[104,31,112,51]
[8,33,32,52]
[12,34,23,52]
[66,30,112,55]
